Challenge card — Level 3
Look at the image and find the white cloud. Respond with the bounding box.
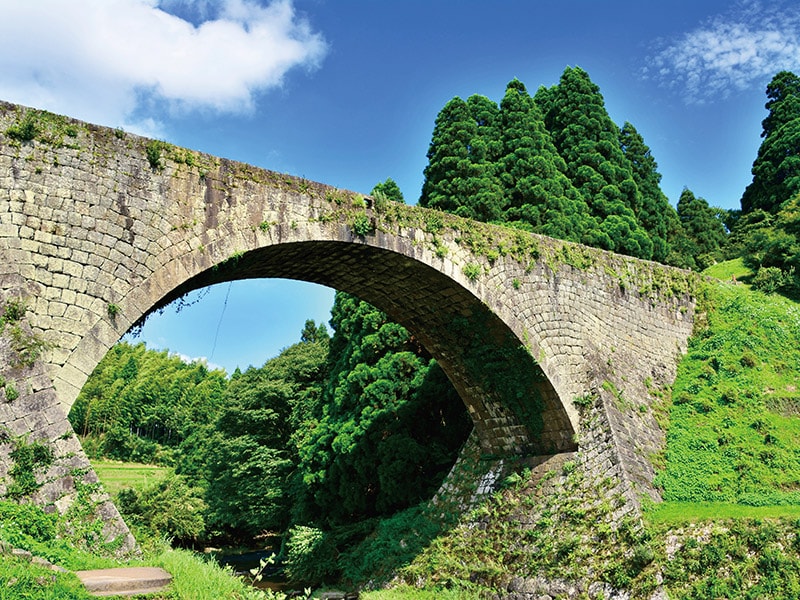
[646,1,800,103]
[171,351,226,373]
[0,0,327,133]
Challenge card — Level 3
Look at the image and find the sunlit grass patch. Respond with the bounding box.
[91,459,169,496]
[645,501,800,525]
[360,586,485,600]
[702,257,753,286]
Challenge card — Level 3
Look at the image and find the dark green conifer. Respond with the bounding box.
[419,96,505,221]
[741,71,800,215]
[498,78,593,241]
[676,188,727,269]
[294,292,469,525]
[619,121,677,263]
[540,66,653,259]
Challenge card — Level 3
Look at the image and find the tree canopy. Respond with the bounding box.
[741,71,800,215]
[417,66,724,266]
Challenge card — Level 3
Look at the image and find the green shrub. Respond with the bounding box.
[352,212,373,236]
[285,525,339,586]
[5,113,39,142]
[7,438,54,499]
[0,500,57,546]
[116,471,206,543]
[145,139,167,170]
[752,266,786,293]
[339,505,442,586]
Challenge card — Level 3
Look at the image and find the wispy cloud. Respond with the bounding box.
[645,1,800,103]
[0,0,327,134]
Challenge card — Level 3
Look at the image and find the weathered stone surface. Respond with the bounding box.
[0,102,697,566]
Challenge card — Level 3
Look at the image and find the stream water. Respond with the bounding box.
[214,548,289,592]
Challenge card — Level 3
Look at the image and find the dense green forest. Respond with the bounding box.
[60,66,800,595]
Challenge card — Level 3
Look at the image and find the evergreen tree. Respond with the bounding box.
[294,292,470,526]
[466,93,503,166]
[371,178,404,204]
[619,121,677,263]
[498,79,593,241]
[419,97,505,221]
[741,71,800,215]
[676,188,728,270]
[539,66,653,259]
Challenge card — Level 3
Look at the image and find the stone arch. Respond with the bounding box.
[61,236,577,457]
[0,102,700,548]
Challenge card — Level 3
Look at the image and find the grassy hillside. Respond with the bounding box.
[655,260,800,508]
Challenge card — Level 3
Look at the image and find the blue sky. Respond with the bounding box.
[2,0,799,373]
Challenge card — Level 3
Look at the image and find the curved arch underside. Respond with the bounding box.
[148,241,576,456]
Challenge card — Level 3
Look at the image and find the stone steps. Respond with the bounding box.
[74,567,172,597]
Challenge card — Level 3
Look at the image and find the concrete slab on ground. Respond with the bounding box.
[75,567,172,597]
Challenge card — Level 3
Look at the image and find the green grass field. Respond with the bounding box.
[90,459,168,496]
[702,257,753,284]
[645,501,800,524]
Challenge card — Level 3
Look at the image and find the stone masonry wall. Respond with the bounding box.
[0,102,697,547]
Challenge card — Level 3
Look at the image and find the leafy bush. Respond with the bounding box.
[0,500,57,546]
[284,525,339,585]
[752,265,786,293]
[116,471,206,543]
[145,139,168,170]
[5,113,38,142]
[7,438,54,499]
[339,505,442,586]
[352,212,373,236]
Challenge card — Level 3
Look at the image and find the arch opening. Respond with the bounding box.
[124,240,577,456]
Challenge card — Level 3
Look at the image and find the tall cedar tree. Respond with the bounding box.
[741,71,800,215]
[676,188,728,270]
[499,79,595,241]
[293,292,470,526]
[538,67,654,259]
[419,97,505,221]
[619,121,680,263]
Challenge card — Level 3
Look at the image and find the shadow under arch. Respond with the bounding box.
[136,240,577,457]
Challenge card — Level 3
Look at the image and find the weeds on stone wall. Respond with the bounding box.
[1,299,53,369]
[4,108,82,149]
[5,436,54,500]
[397,458,656,598]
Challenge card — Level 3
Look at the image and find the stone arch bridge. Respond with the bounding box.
[0,103,697,543]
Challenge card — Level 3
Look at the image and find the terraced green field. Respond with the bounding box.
[91,459,168,496]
